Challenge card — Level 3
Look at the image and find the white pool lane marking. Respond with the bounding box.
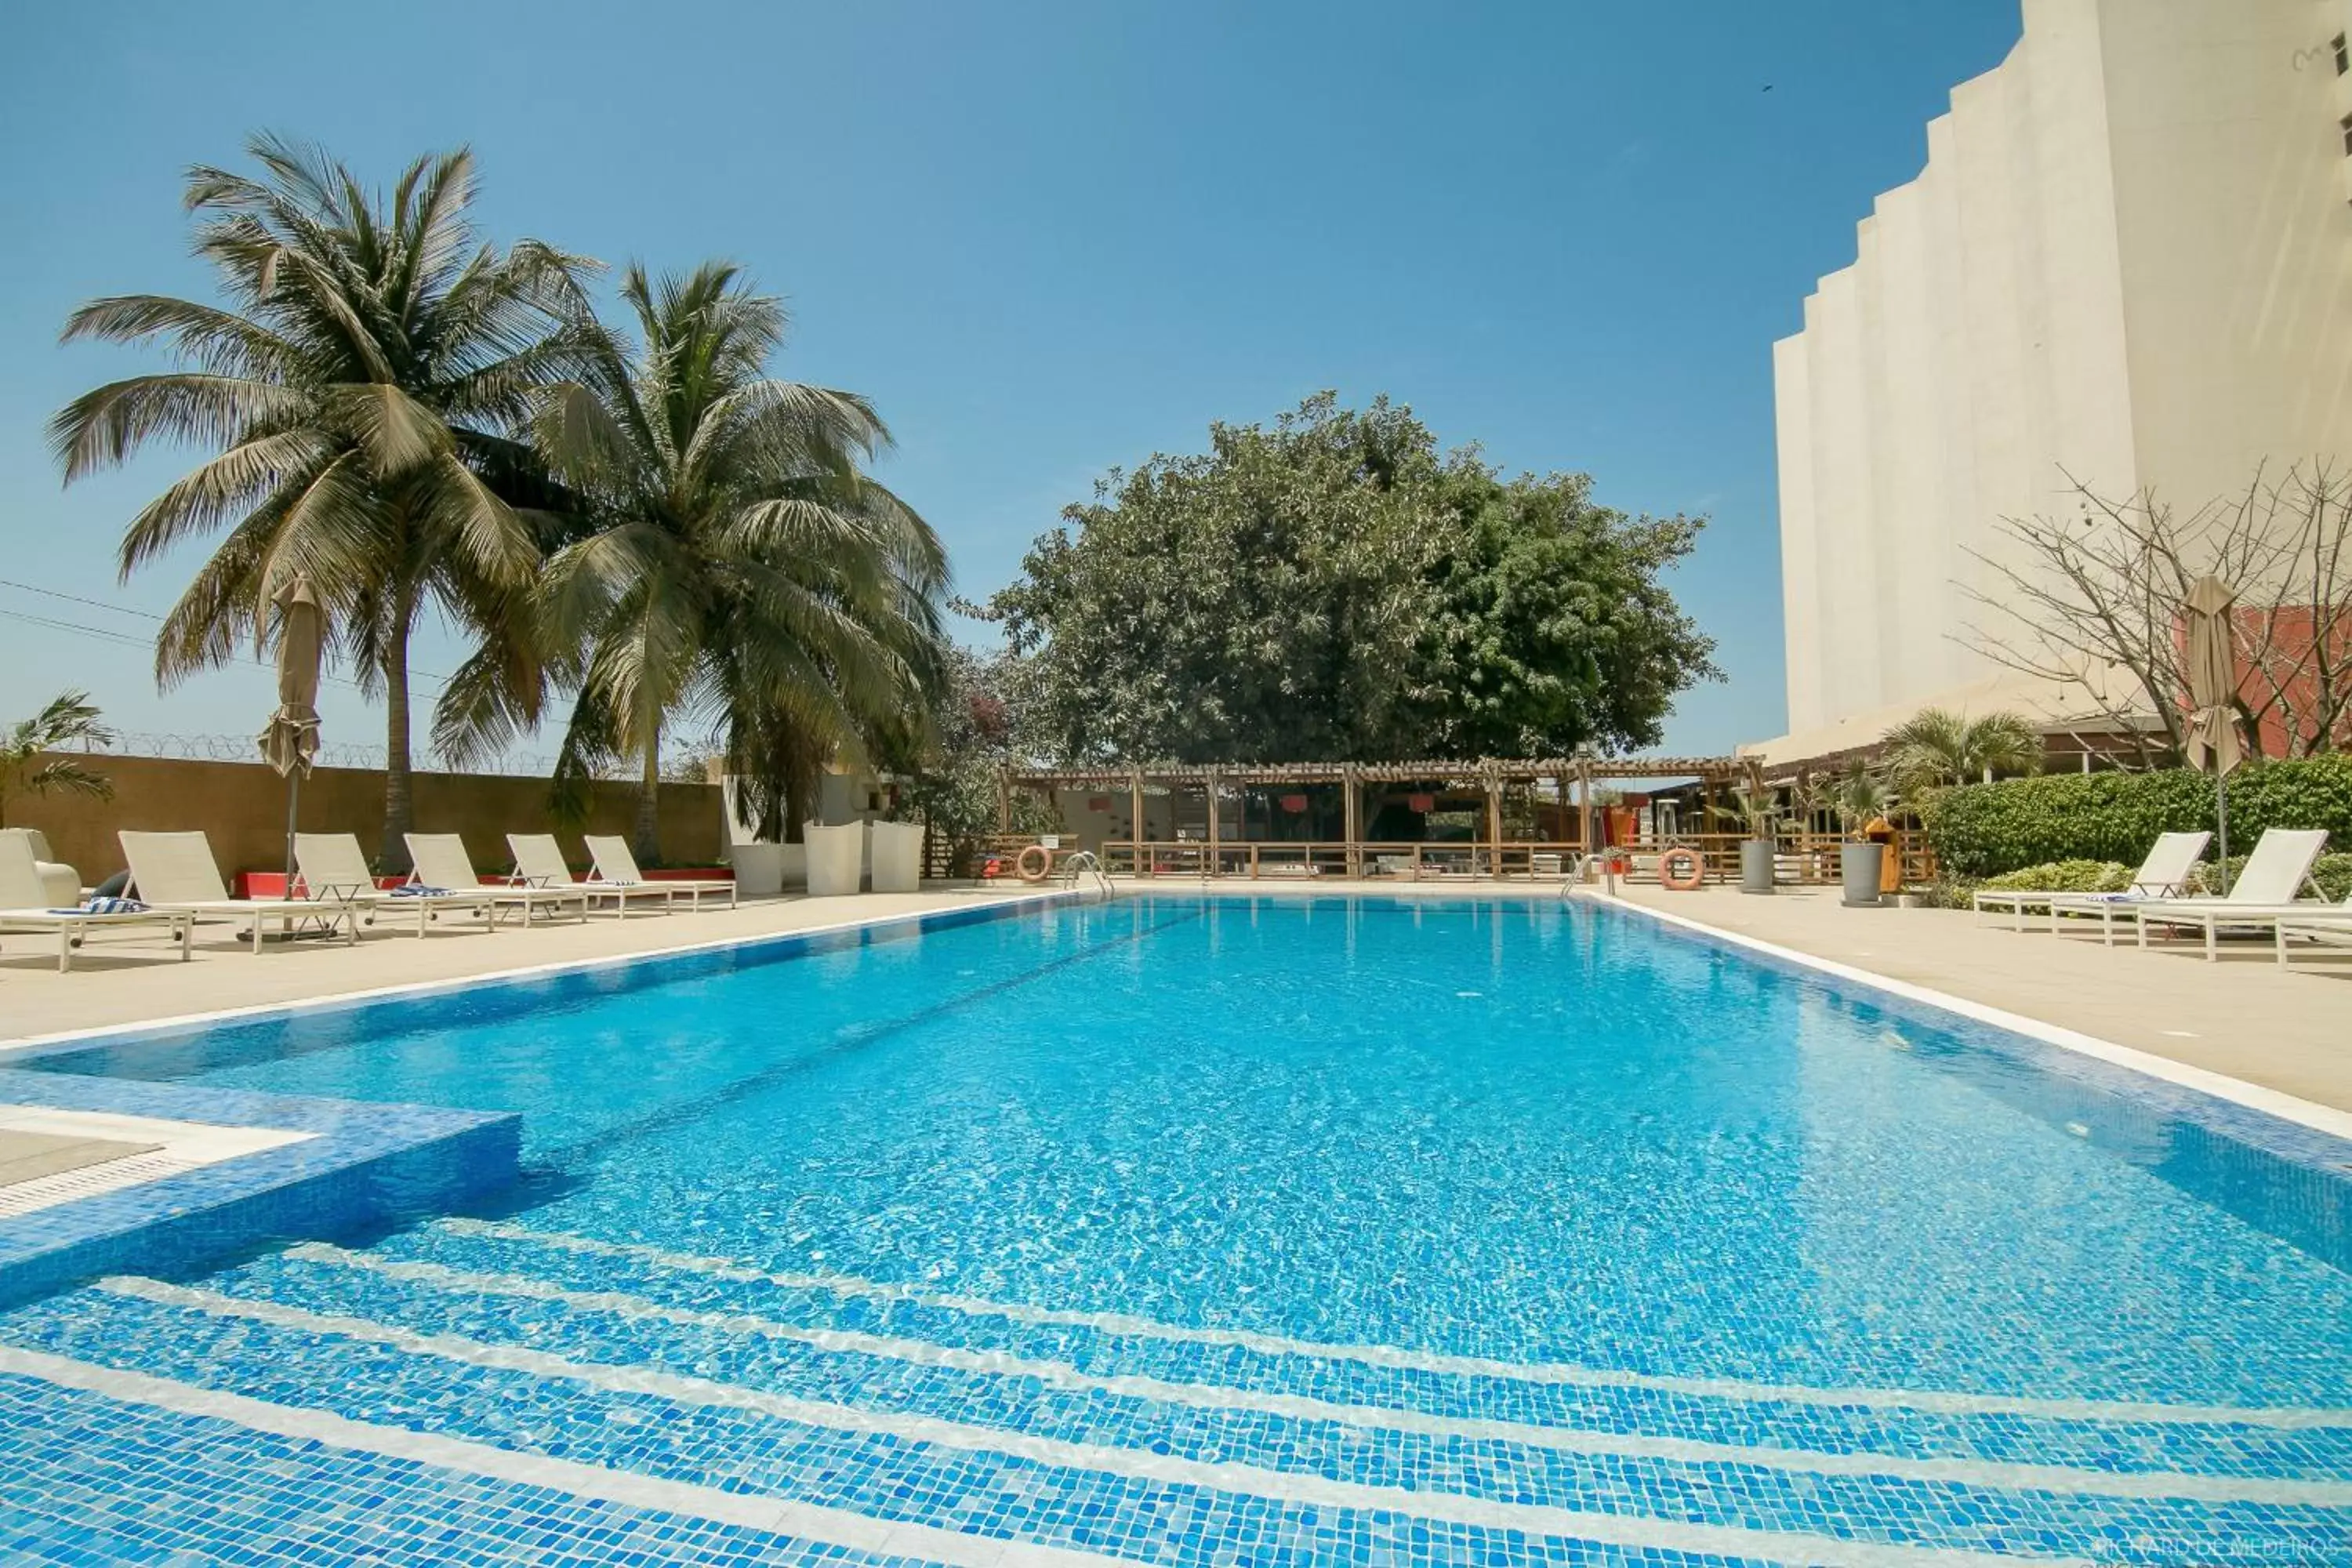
[0,1341,1113,1568]
[91,1276,2084,1568]
[441,1218,2352,1432]
[284,1242,2352,1509]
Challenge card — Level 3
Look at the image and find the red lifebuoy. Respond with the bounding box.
[1014,844,1054,883]
[1659,847,1706,891]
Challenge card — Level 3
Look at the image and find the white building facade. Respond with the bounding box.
[1764,0,2352,761]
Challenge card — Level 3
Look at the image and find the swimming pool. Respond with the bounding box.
[0,893,2345,1565]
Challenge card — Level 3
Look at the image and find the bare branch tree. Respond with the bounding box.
[1959,465,2352,764]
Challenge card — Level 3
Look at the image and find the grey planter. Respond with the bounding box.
[1840,842,1885,907]
[1739,838,1777,895]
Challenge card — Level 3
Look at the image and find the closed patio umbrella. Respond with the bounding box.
[256,574,325,888]
[2181,575,2241,894]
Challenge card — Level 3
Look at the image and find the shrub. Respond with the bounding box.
[2185,851,2352,901]
[1979,859,2134,894]
[1922,756,2352,877]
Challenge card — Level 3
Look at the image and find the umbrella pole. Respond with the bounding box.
[2215,773,2230,897]
[285,771,301,892]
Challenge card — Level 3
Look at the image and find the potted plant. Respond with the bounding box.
[1729,783,1779,895]
[1830,760,1893,908]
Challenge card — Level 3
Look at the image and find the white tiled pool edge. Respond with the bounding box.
[0,1106,313,1218]
[0,889,1072,1057]
[1588,891,2352,1145]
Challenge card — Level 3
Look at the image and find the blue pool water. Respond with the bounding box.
[0,894,2347,1566]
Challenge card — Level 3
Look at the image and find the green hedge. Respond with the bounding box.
[1922,755,2352,877]
[1979,860,2132,894]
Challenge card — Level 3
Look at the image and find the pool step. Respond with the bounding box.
[4,1260,2348,1568]
[386,1218,2352,1485]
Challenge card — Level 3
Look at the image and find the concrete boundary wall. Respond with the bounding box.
[7,753,724,882]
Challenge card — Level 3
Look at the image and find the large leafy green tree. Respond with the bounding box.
[49,135,588,871]
[981,393,1718,763]
[984,394,1447,762]
[1417,469,1719,756]
[520,262,947,863]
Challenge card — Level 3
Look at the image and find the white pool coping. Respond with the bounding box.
[0,887,1070,1057]
[0,1105,314,1218]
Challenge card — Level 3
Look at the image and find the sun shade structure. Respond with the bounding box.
[256,575,325,888]
[1000,755,1750,880]
[2181,575,2242,892]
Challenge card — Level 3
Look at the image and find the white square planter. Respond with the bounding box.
[869,821,925,894]
[728,842,786,897]
[803,822,866,897]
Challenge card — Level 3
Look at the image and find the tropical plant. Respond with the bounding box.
[515,261,947,864]
[1882,707,2042,795]
[1726,782,1780,840]
[1828,759,1893,839]
[49,135,590,871]
[0,691,116,827]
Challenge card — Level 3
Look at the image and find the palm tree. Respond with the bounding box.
[1829,758,1893,840]
[49,135,590,872]
[0,691,116,827]
[517,262,947,865]
[1882,708,2042,795]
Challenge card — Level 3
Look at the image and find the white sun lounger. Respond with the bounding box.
[0,831,192,972]
[405,834,590,925]
[583,835,738,912]
[292,833,509,938]
[1972,830,2211,942]
[2125,828,2332,961]
[2275,907,2352,970]
[119,830,358,953]
[506,833,674,917]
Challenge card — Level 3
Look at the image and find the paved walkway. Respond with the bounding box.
[1604,884,2350,1116]
[0,887,1058,1047]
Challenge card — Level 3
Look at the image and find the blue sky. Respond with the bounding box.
[0,1,2023,764]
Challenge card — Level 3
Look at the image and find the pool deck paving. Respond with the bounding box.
[1601,882,2351,1119]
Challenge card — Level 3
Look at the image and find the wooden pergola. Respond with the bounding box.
[996,755,1755,881]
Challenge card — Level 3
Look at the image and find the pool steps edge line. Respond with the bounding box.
[0,1340,1116,1568]
[426,1218,2352,1432]
[75,1276,2094,1568]
[273,1239,2352,1504]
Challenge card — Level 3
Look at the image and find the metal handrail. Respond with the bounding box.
[1054,849,1116,901]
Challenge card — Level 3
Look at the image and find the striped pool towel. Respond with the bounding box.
[65,896,150,915]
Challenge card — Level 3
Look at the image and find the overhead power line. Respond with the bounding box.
[0,575,452,689]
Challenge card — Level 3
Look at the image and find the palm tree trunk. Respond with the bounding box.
[381,584,416,876]
[783,766,808,844]
[634,737,662,868]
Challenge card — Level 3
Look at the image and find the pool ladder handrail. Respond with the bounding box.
[1054,850,1116,901]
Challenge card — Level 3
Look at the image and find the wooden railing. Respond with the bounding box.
[967,829,1936,888]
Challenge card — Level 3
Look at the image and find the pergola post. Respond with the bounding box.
[1577,757,1594,857]
[1483,764,1503,879]
[996,766,1011,835]
[1205,767,1220,879]
[1130,768,1147,878]
[1342,762,1361,880]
